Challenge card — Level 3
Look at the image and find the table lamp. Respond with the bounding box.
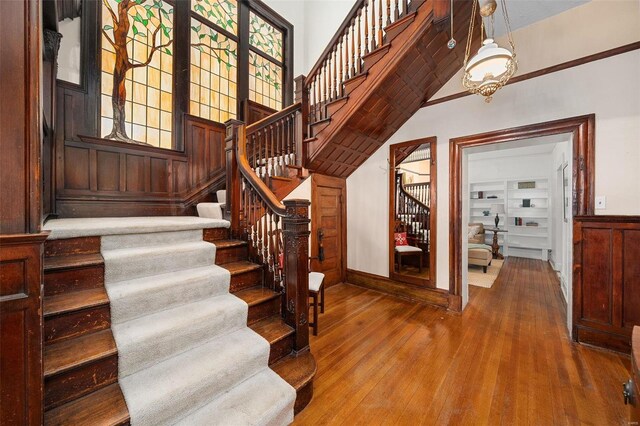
[491,204,505,228]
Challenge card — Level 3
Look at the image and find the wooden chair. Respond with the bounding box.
[308,272,325,336]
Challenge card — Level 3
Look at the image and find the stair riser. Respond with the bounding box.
[294,381,314,415]
[248,297,281,325]
[269,334,294,365]
[203,228,229,242]
[101,230,202,251]
[362,45,391,73]
[325,98,349,117]
[45,355,118,411]
[44,265,104,297]
[215,245,248,265]
[342,74,368,96]
[230,269,262,293]
[45,236,101,258]
[104,245,215,283]
[45,306,111,344]
[310,120,331,138]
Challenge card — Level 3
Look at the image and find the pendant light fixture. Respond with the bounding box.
[462,0,517,102]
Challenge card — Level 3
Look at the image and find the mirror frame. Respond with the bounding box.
[388,137,437,287]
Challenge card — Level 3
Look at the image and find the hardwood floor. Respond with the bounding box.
[295,257,631,425]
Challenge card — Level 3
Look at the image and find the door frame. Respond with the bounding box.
[311,174,347,286]
[388,137,437,287]
[448,114,595,311]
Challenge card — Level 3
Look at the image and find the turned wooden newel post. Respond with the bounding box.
[225,119,244,237]
[282,199,311,352]
[294,75,308,165]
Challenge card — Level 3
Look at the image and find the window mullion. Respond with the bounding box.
[237,0,251,117]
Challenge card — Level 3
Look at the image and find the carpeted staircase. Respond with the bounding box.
[42,217,296,425]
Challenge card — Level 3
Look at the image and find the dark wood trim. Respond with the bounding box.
[449,115,596,312]
[346,269,450,309]
[388,137,437,288]
[311,174,348,286]
[423,42,640,108]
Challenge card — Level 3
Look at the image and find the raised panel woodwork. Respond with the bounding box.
[125,155,146,192]
[64,146,90,190]
[150,158,169,193]
[580,228,613,325]
[574,216,640,353]
[623,230,640,328]
[96,151,120,191]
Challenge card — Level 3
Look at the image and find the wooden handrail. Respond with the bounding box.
[246,102,302,136]
[397,172,429,212]
[305,0,365,86]
[236,124,287,216]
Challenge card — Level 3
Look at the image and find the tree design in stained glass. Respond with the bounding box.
[249,52,282,110]
[101,0,174,148]
[190,19,238,123]
[192,0,237,35]
[249,11,282,61]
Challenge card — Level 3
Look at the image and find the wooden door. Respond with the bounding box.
[311,175,346,287]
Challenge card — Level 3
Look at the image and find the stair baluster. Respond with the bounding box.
[378,0,384,48]
[364,1,370,55]
[226,120,310,352]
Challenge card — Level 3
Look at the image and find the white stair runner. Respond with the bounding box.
[43,218,295,425]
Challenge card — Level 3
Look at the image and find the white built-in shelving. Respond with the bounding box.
[469,178,551,260]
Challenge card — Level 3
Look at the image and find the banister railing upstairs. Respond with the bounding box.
[244,101,304,186]
[226,119,310,352]
[396,171,430,246]
[405,182,430,207]
[303,0,419,126]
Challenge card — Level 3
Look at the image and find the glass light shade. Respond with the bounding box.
[463,38,517,102]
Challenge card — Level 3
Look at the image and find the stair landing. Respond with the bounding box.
[44,216,230,240]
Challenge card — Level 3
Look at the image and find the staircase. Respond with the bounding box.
[298,0,477,178]
[42,218,315,425]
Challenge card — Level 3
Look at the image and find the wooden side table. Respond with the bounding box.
[487,228,508,259]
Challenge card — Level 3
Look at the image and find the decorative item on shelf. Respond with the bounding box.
[462,0,517,102]
[514,217,523,226]
[478,191,484,199]
[491,204,505,228]
[522,199,531,208]
[518,181,536,189]
[482,210,490,216]
[487,195,498,199]
[526,221,539,227]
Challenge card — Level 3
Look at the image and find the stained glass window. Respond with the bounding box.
[190,0,238,123]
[100,0,174,148]
[248,12,283,110]
[249,52,282,110]
[249,11,283,61]
[192,0,238,35]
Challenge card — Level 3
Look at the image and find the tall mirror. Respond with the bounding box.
[389,138,437,287]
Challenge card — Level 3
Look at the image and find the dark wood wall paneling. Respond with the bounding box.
[573,216,640,353]
[0,0,47,424]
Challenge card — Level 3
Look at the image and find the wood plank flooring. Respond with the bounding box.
[295,257,631,425]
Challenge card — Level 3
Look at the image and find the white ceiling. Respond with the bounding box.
[482,0,590,37]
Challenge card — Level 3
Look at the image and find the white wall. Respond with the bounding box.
[347,49,640,290]
[433,0,640,100]
[58,18,82,84]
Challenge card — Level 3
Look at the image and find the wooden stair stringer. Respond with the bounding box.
[306,0,476,178]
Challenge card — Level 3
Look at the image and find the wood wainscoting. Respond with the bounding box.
[346,269,449,309]
[54,83,227,217]
[573,216,640,353]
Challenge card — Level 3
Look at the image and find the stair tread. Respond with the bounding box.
[270,176,293,182]
[311,117,331,126]
[272,350,317,391]
[234,286,280,306]
[223,260,262,275]
[44,287,109,317]
[44,330,117,377]
[250,316,294,345]
[44,253,103,272]
[44,383,129,426]
[213,239,247,249]
[174,368,295,426]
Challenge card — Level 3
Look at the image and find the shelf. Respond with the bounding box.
[509,233,548,238]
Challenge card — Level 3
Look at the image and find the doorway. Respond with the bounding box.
[449,115,595,335]
[311,174,347,287]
